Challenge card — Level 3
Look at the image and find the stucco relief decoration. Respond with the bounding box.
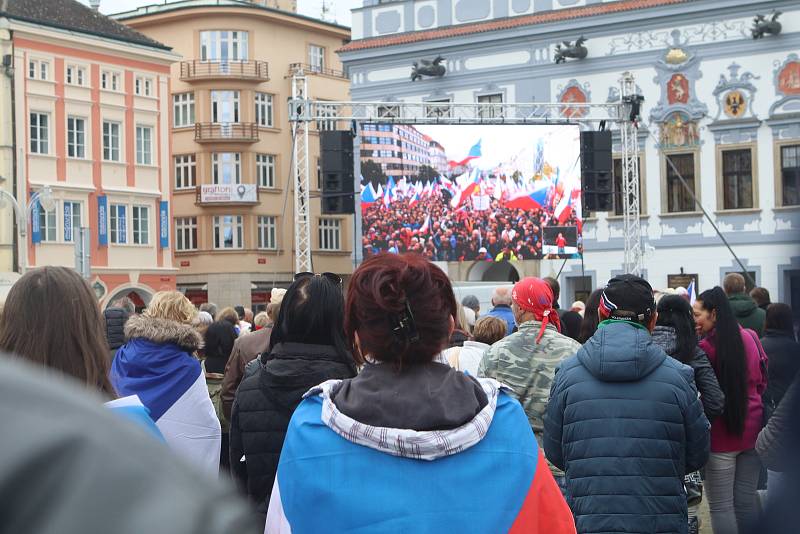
[769,54,800,116]
[711,63,759,121]
[650,31,708,143]
[411,56,446,82]
[558,80,590,119]
[554,37,588,64]
[659,113,700,149]
[606,20,747,56]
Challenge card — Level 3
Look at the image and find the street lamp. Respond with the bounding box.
[0,184,56,274]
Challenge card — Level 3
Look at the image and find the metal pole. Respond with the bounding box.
[654,132,756,289]
[620,72,643,276]
[291,71,312,273]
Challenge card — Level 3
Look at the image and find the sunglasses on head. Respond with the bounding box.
[293,272,343,286]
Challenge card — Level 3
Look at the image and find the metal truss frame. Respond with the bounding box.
[288,71,642,274]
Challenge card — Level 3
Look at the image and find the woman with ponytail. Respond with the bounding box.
[265,253,575,533]
[694,286,767,534]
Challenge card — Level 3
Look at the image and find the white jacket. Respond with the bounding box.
[443,340,490,376]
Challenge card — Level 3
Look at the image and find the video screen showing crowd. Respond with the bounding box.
[360,124,583,262]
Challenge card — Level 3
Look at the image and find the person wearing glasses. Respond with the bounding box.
[228,271,356,521]
[265,254,575,533]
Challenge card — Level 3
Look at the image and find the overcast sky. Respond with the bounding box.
[80,0,358,27]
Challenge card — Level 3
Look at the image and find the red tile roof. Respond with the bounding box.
[339,0,692,53]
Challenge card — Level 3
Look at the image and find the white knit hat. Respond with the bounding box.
[271,288,287,305]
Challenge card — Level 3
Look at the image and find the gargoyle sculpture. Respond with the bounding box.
[751,11,781,39]
[554,36,588,64]
[411,56,446,81]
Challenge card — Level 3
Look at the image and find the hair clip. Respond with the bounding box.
[392,301,420,344]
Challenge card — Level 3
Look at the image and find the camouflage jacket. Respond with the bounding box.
[478,320,582,474]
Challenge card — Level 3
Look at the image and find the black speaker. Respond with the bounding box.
[320,131,355,214]
[580,131,613,212]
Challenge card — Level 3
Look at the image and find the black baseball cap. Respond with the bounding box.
[600,274,655,323]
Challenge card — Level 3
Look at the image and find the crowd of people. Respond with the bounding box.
[0,261,798,534]
[361,189,583,261]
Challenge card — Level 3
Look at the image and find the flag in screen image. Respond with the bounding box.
[447,139,482,168]
[360,183,377,213]
[505,180,550,210]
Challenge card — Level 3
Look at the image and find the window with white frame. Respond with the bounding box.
[66,65,86,86]
[135,76,154,97]
[28,59,49,80]
[63,201,82,242]
[109,204,126,244]
[103,121,121,161]
[174,154,197,189]
[136,125,153,165]
[256,154,276,188]
[173,93,195,127]
[67,116,86,158]
[255,92,273,127]
[101,71,121,91]
[316,102,336,131]
[200,31,249,62]
[132,205,149,245]
[257,216,277,249]
[212,153,241,184]
[213,215,243,249]
[175,217,197,251]
[211,90,240,123]
[38,200,57,242]
[30,112,49,154]
[318,218,341,251]
[308,45,325,72]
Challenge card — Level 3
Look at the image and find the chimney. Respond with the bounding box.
[90,0,101,11]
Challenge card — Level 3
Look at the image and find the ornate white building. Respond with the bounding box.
[340,0,800,311]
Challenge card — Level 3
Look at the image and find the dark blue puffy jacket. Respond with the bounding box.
[543,321,710,534]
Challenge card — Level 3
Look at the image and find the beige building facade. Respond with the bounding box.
[116,1,352,311]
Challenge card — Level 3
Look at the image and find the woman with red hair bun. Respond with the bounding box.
[266,253,575,534]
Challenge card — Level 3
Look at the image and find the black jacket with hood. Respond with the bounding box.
[651,325,726,420]
[229,342,356,518]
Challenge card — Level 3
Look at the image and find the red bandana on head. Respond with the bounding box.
[512,278,561,344]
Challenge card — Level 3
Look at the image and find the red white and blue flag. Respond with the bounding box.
[451,168,482,209]
[447,139,482,168]
[360,182,377,213]
[265,388,576,533]
[505,180,551,210]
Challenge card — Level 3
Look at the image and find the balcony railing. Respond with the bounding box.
[194,123,259,143]
[180,60,269,82]
[288,62,348,80]
[195,184,259,205]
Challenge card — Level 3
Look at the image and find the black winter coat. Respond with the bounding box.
[544,322,710,534]
[761,329,800,410]
[651,325,726,420]
[103,307,129,361]
[229,342,356,517]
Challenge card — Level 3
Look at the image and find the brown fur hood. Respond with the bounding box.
[124,315,202,351]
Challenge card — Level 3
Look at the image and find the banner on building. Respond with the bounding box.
[98,196,108,246]
[118,205,127,244]
[64,202,73,242]
[159,201,169,249]
[199,184,257,203]
[31,192,41,244]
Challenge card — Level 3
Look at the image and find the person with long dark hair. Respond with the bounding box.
[694,286,767,534]
[229,273,356,520]
[653,294,725,534]
[266,254,575,532]
[578,288,603,343]
[653,295,725,420]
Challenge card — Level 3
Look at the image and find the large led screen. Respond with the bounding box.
[360,124,582,261]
